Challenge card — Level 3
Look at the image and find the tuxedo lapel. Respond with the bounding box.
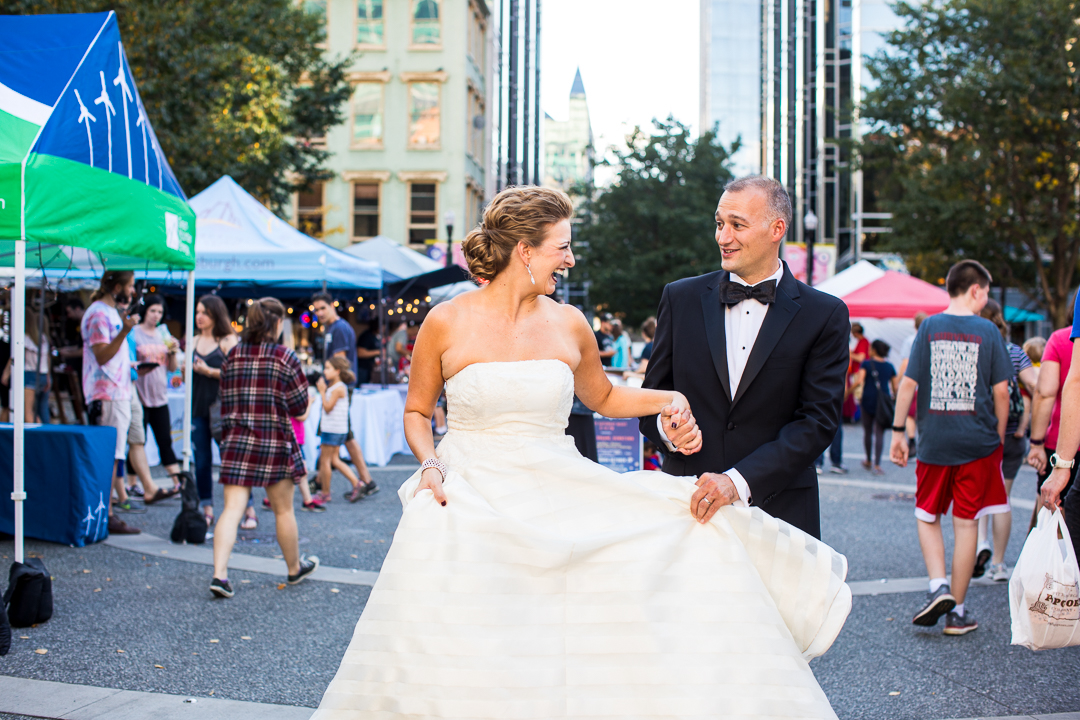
[700,273,732,401]
[730,264,802,410]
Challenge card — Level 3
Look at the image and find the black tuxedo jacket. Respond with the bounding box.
[639,263,850,538]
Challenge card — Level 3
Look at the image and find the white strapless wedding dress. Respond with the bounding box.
[314,360,851,720]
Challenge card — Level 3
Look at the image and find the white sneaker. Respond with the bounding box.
[989,563,1010,582]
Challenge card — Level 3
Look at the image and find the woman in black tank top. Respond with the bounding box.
[191,297,239,524]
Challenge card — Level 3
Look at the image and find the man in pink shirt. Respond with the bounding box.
[1027,326,1079,526]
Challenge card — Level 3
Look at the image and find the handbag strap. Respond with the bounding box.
[867,361,889,396]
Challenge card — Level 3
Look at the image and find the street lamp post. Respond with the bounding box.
[803,210,818,287]
[444,210,456,268]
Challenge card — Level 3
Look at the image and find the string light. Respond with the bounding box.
[357,296,364,302]
[387,310,393,316]
[348,306,355,313]
[369,304,375,310]
[287,307,293,314]
[333,300,339,307]
[425,296,431,302]
[312,321,319,328]
[396,299,403,305]
[406,304,413,312]
[246,299,253,306]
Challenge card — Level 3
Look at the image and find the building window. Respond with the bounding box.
[407,182,438,245]
[297,182,325,239]
[357,0,384,46]
[465,184,484,236]
[351,82,383,148]
[411,0,440,46]
[408,82,441,148]
[468,2,486,66]
[352,183,380,240]
[467,86,484,164]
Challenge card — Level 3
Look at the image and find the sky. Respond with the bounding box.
[539,0,700,176]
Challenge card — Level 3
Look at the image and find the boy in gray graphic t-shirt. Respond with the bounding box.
[889,260,1011,638]
[905,315,1011,465]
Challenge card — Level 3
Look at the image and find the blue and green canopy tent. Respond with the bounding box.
[0,12,196,563]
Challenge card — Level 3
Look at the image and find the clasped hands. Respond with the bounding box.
[660,401,738,523]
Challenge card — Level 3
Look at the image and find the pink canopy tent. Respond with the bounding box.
[841,271,949,318]
[815,261,948,366]
[814,260,949,318]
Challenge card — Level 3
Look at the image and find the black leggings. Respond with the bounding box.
[144,403,179,467]
[861,409,886,467]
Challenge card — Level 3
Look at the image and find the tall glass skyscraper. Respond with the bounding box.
[699,0,762,177]
[757,0,903,269]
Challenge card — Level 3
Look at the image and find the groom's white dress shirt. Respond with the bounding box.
[659,261,785,507]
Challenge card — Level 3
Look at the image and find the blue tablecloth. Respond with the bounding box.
[0,424,116,547]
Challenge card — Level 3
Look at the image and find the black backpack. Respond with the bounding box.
[170,471,207,545]
[1007,374,1025,428]
[3,558,53,628]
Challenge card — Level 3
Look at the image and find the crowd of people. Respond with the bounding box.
[1,273,420,558]
[8,249,1077,625]
[809,258,1076,634]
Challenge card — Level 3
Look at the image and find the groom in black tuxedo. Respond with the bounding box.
[640,176,850,539]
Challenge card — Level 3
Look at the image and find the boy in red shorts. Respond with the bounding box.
[889,260,1011,636]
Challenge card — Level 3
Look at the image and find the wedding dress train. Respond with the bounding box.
[314,359,850,719]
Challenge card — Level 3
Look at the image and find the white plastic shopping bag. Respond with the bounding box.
[1010,507,1080,650]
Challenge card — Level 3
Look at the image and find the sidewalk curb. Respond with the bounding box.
[0,676,313,720]
[103,532,379,587]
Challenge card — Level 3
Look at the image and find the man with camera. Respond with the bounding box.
[82,271,143,535]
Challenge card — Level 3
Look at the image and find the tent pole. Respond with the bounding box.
[378,286,387,388]
[12,240,26,564]
[182,271,195,473]
[33,282,45,418]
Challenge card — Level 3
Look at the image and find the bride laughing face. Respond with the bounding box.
[517,218,574,296]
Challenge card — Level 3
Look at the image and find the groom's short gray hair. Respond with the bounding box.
[723,175,792,230]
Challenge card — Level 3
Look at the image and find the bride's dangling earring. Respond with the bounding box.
[526,263,535,285]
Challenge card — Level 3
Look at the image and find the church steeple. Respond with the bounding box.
[570,68,586,97]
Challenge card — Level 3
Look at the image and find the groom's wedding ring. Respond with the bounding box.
[701,497,712,505]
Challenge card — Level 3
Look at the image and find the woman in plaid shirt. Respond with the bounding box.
[210,297,319,598]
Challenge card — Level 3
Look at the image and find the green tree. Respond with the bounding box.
[2,0,351,214]
[861,0,1080,326]
[575,118,737,326]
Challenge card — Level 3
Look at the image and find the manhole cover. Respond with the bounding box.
[872,492,915,502]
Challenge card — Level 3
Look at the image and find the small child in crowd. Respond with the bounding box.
[316,357,365,503]
[265,391,324,512]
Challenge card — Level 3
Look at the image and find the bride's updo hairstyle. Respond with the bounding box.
[461,186,574,282]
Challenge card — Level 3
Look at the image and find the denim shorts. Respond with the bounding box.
[319,431,348,447]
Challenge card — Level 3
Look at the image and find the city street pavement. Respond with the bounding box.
[2,424,1079,719]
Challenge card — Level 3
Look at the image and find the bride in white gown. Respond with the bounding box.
[313,187,851,720]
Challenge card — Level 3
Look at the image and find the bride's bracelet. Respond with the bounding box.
[421,457,448,482]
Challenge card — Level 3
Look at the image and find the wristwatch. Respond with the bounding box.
[1050,453,1076,470]
[891,425,906,433]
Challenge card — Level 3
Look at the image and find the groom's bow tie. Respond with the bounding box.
[719,279,777,306]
